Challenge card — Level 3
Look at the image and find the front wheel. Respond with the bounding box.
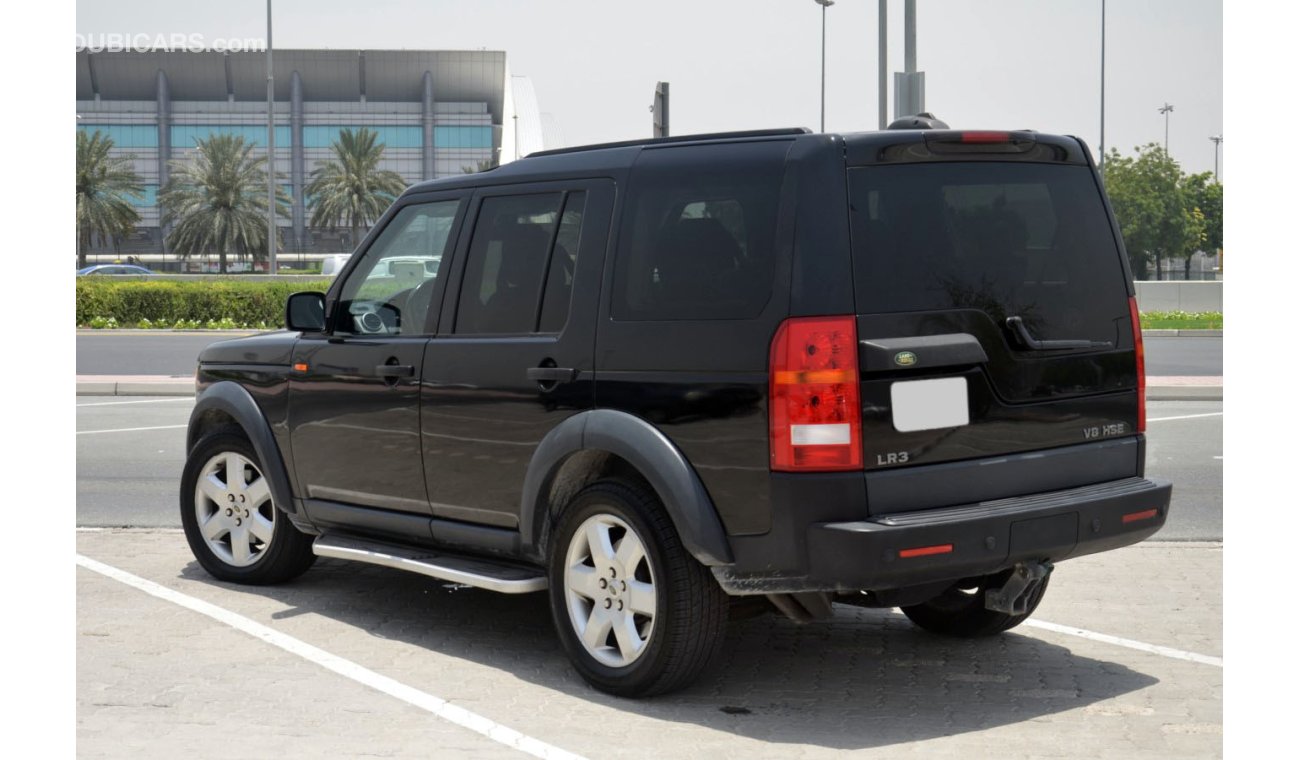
[900,569,1050,637]
[548,480,729,697]
[180,430,315,585]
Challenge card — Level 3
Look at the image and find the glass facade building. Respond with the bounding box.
[76,49,541,255]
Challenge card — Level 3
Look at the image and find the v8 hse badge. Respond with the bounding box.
[1084,422,1128,439]
[894,351,918,366]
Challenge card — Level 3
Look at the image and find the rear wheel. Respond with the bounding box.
[548,480,729,697]
[180,430,315,585]
[900,569,1049,637]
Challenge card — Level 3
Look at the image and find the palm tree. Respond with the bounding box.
[305,127,407,248]
[159,133,289,273]
[76,130,143,269]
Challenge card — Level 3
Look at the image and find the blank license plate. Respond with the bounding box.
[890,377,970,432]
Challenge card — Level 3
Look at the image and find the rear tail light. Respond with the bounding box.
[769,316,862,471]
[1129,296,1146,432]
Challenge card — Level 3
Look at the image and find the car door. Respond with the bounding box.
[289,194,466,516]
[422,180,614,529]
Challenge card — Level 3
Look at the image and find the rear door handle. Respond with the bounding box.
[526,367,578,383]
[375,364,415,378]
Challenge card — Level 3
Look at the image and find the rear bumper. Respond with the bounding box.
[713,476,1172,594]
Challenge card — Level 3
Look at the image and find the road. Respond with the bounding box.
[76,396,1222,540]
[76,332,1224,377]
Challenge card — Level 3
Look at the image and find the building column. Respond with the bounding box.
[155,69,170,254]
[422,70,435,181]
[290,70,305,251]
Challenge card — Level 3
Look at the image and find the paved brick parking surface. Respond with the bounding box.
[77,531,1221,759]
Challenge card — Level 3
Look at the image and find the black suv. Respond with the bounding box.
[182,121,1172,697]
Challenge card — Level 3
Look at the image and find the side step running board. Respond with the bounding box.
[312,534,547,594]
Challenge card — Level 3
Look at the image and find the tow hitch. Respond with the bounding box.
[985,561,1053,615]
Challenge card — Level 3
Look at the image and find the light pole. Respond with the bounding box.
[1210,135,1222,181]
[1099,0,1106,171]
[266,0,276,273]
[814,0,834,132]
[1159,102,1174,153]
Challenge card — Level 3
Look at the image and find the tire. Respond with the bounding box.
[180,430,316,585]
[547,479,729,698]
[900,569,1049,637]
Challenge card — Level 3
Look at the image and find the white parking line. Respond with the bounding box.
[1024,619,1223,667]
[1147,412,1224,422]
[76,554,587,760]
[77,424,187,435]
[77,398,195,407]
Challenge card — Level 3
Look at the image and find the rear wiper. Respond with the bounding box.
[1005,316,1113,351]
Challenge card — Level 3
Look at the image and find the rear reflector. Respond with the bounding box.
[899,544,954,559]
[1129,296,1146,432]
[293,363,309,373]
[1122,508,1158,524]
[769,316,863,471]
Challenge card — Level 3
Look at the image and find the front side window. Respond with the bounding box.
[336,199,461,335]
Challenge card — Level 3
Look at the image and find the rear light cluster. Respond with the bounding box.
[769,316,862,471]
[1129,296,1146,433]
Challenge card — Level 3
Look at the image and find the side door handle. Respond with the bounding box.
[526,367,579,383]
[375,364,415,378]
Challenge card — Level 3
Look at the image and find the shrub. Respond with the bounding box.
[76,279,331,328]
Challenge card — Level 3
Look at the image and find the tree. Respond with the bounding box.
[305,128,407,248]
[76,129,142,269]
[1181,171,1223,276]
[1103,143,1222,280]
[159,133,289,274]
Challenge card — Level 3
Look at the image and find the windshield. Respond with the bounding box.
[848,162,1129,343]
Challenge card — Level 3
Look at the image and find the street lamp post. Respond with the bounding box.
[1159,102,1174,153]
[266,0,276,273]
[1099,0,1106,172]
[814,0,834,132]
[1210,135,1222,181]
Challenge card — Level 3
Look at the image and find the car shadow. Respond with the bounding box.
[180,558,1159,751]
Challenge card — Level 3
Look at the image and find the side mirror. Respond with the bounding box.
[286,291,327,332]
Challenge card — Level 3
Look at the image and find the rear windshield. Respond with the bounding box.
[848,162,1129,343]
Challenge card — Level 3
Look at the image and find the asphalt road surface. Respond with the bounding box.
[76,332,1223,377]
[76,396,1222,540]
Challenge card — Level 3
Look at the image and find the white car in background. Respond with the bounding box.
[320,254,352,277]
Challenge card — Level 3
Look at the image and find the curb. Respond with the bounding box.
[1142,329,1223,337]
[75,378,1221,401]
[76,376,195,397]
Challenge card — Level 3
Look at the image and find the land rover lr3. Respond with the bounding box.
[182,119,1172,697]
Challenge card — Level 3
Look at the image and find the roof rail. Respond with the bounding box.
[525,127,812,159]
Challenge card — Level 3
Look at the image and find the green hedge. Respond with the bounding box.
[76,279,332,328]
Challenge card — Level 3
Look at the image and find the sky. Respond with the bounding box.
[75,0,1223,173]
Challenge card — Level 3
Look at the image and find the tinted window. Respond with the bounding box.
[337,200,460,335]
[538,192,586,333]
[613,141,789,321]
[455,193,563,334]
[848,163,1128,342]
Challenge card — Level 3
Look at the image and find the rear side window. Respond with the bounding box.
[848,163,1128,342]
[454,191,587,335]
[613,140,790,321]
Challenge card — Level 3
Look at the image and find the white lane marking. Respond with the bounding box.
[1147,412,1223,422]
[1025,619,1223,668]
[77,398,195,407]
[75,555,586,760]
[77,425,187,435]
[1213,455,1223,460]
